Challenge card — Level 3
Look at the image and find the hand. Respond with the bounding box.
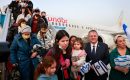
[25,3,28,7]
[122,67,129,74]
[78,51,86,57]
[90,65,94,70]
[12,64,16,67]
[115,66,129,74]
[61,62,66,70]
[48,42,52,46]
[65,59,70,67]
[12,63,18,67]
[61,61,66,67]
[31,52,38,58]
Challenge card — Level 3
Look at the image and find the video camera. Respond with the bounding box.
[32,44,43,53]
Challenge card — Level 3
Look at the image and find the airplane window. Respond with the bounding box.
[62,23,64,26]
[72,25,74,27]
[55,22,57,26]
[52,22,54,25]
[77,25,79,28]
[66,24,67,27]
[59,23,61,26]
[69,24,71,27]
[74,25,76,28]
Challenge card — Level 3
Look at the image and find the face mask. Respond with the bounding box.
[22,34,30,40]
[59,45,63,50]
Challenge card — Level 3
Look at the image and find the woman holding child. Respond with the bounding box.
[46,30,72,80]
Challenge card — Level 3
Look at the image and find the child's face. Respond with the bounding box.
[73,41,81,50]
[22,32,30,40]
[45,62,56,76]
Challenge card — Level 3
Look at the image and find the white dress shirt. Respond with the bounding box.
[91,42,98,53]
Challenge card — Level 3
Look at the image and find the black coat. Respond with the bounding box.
[85,42,109,65]
[84,42,109,80]
[9,1,21,21]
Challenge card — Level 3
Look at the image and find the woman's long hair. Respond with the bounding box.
[69,35,77,47]
[34,56,56,80]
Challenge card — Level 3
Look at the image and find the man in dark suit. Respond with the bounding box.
[84,30,109,80]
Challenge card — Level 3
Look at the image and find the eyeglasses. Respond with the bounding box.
[40,31,46,35]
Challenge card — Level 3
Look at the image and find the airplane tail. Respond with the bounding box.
[122,23,130,41]
[118,11,130,41]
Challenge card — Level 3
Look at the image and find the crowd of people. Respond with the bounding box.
[4,0,130,80]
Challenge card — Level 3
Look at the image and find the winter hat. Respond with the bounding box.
[21,25,31,33]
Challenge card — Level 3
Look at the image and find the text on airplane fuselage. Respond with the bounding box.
[47,17,68,24]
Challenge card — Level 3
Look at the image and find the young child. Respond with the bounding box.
[34,56,58,80]
[71,37,87,80]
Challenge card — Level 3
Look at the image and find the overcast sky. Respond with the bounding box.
[1,0,130,27]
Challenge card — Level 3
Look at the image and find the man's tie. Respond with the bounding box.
[92,46,96,54]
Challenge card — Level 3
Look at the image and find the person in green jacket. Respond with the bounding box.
[109,35,130,80]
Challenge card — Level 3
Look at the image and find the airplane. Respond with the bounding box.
[0,1,129,80]
[0,5,128,52]
[46,16,125,50]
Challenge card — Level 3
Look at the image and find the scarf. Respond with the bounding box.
[60,54,69,79]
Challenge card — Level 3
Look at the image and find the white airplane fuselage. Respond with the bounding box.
[47,16,119,50]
